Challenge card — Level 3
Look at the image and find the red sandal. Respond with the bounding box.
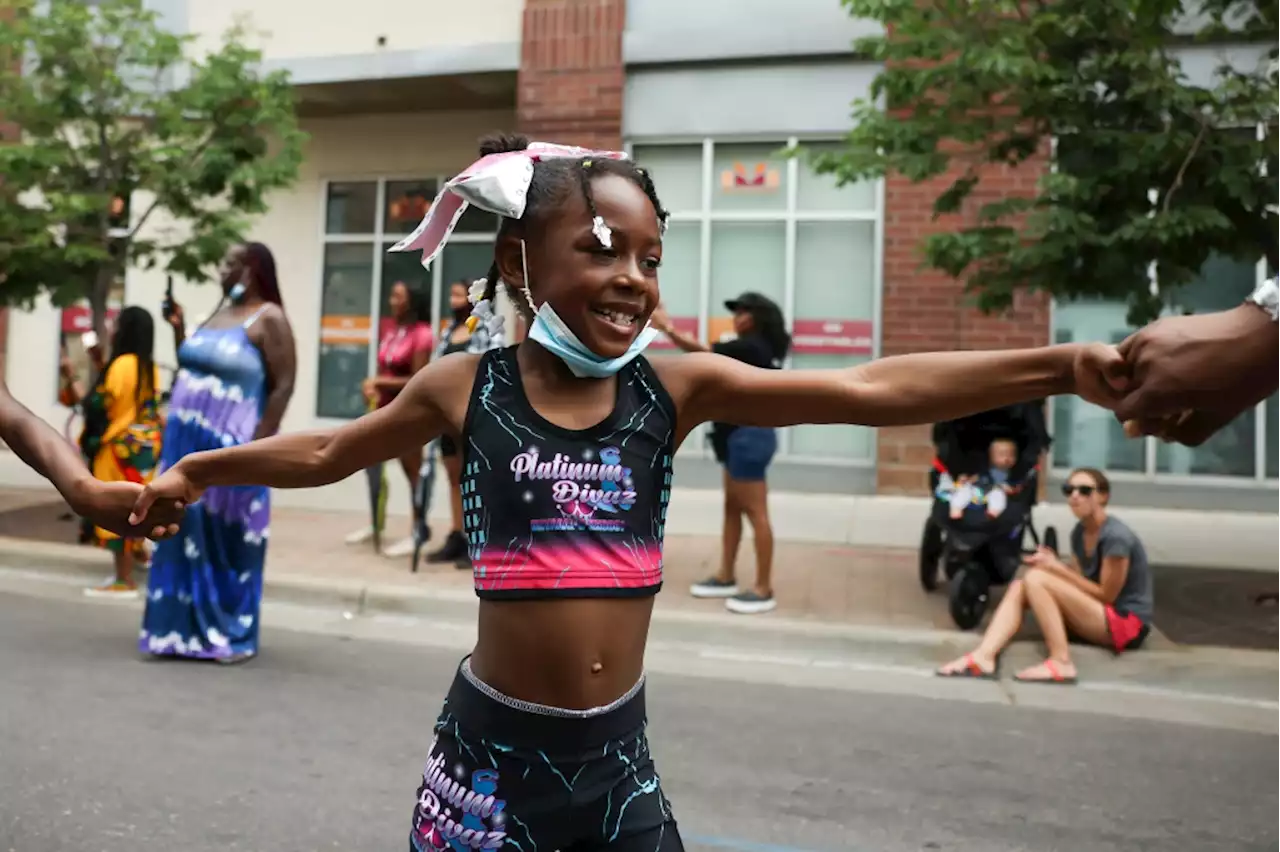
[1013,658,1078,685]
[936,653,999,680]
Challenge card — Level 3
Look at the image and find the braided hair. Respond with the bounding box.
[471,133,670,308]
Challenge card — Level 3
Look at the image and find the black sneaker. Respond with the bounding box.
[690,577,738,598]
[428,531,468,564]
[725,591,777,615]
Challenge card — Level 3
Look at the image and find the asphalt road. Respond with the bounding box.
[0,592,1275,852]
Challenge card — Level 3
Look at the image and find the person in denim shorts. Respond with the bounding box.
[651,292,790,614]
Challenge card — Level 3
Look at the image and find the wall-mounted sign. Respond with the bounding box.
[791,319,874,356]
[720,162,781,193]
[648,315,698,350]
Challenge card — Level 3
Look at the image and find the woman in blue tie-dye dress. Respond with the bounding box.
[141,243,296,664]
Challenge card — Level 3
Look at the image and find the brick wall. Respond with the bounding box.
[877,155,1052,494]
[518,0,626,150]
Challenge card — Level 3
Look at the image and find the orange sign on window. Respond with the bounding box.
[320,315,372,346]
[720,162,781,193]
[707,316,737,345]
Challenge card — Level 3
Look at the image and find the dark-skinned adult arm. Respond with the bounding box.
[0,380,182,538]
[252,308,297,440]
[129,355,476,523]
[1115,302,1279,446]
[663,343,1126,439]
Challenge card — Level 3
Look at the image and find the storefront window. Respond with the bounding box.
[790,220,877,460]
[318,178,496,419]
[317,242,375,419]
[629,138,882,464]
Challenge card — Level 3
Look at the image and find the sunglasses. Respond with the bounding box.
[1061,484,1096,497]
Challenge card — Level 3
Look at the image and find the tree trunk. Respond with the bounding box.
[89,264,114,344]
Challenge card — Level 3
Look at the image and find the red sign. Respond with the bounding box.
[648,316,698,350]
[791,319,874,356]
[60,306,120,335]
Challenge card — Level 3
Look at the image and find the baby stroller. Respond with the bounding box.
[918,401,1057,630]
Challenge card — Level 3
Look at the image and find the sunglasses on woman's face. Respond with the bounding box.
[1062,484,1096,497]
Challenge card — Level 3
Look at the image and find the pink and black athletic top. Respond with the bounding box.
[459,346,675,600]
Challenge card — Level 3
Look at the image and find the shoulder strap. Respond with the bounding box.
[242,303,272,329]
[630,355,678,425]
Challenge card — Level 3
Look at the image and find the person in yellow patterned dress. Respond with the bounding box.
[76,306,163,599]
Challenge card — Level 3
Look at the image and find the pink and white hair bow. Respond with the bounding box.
[388,142,629,269]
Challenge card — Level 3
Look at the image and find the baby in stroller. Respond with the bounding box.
[944,436,1019,520]
[919,402,1057,630]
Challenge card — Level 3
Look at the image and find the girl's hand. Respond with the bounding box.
[361,377,378,401]
[81,480,184,541]
[1073,343,1129,410]
[129,464,204,526]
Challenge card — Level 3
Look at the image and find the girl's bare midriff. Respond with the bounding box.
[470,597,655,710]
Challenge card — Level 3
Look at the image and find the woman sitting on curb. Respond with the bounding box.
[937,467,1154,684]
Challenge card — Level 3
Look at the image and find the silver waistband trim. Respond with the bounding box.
[460,658,645,719]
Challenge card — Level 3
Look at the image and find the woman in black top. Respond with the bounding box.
[651,292,790,614]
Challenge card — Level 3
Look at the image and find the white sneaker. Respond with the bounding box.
[345,526,375,545]
[382,537,415,558]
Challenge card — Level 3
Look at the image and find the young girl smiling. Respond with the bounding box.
[130,134,1126,850]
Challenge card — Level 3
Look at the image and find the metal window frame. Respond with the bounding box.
[626,135,884,468]
[315,175,496,424]
[1045,130,1277,485]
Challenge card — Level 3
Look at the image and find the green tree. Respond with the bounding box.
[806,0,1278,324]
[0,0,304,338]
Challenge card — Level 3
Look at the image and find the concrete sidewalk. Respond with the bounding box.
[0,482,1275,647]
[2,450,1276,570]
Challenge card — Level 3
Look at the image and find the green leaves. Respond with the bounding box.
[0,0,304,332]
[811,0,1277,325]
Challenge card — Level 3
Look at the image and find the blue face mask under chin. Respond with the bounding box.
[518,240,658,379]
[229,282,247,304]
[526,303,659,379]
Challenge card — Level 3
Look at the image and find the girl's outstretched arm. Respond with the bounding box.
[130,354,478,522]
[663,343,1126,436]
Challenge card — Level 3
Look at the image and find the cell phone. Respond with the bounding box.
[162,275,175,321]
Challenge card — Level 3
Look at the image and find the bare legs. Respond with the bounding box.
[937,570,1111,679]
[714,470,774,599]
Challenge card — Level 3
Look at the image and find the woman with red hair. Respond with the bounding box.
[141,242,297,664]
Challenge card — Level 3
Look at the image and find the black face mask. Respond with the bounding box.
[452,305,471,322]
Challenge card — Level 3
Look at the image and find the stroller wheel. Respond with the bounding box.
[1043,525,1059,555]
[948,565,990,631]
[919,518,944,592]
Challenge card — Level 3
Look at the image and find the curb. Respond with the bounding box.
[0,535,969,652]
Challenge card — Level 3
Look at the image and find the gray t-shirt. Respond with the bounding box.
[1070,516,1153,624]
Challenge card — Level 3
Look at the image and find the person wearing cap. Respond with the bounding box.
[651,292,791,615]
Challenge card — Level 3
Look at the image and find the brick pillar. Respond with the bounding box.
[518,0,625,150]
[877,157,1052,495]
